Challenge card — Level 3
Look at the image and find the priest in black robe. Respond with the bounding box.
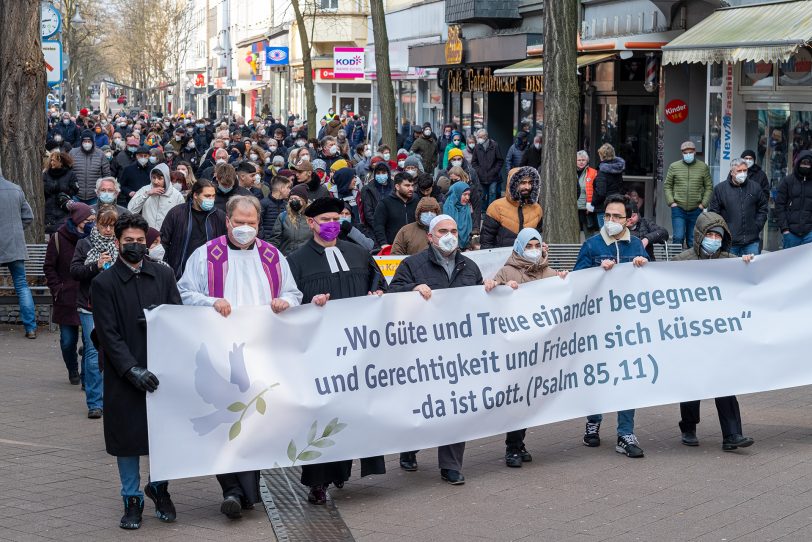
[287,197,387,505]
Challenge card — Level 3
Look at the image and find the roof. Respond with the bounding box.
[662,0,812,64]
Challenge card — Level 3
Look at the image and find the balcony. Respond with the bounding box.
[445,0,521,27]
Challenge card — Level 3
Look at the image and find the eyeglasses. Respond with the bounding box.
[603,213,627,221]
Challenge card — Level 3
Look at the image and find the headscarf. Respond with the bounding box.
[443,181,472,249]
[513,227,542,258]
[84,225,118,265]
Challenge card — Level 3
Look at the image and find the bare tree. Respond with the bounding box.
[0,2,47,242]
[541,0,580,243]
[290,0,319,138]
[369,0,396,150]
[59,0,113,111]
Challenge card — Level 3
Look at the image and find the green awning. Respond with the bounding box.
[492,53,614,76]
[663,1,812,65]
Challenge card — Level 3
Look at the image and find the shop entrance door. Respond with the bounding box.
[744,103,812,250]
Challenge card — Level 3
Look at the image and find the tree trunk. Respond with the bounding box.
[291,0,318,139]
[541,0,580,244]
[369,0,397,150]
[0,2,47,243]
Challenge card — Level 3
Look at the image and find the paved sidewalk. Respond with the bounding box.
[2,326,812,541]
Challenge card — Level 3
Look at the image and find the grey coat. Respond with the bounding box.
[69,146,111,199]
[0,177,33,264]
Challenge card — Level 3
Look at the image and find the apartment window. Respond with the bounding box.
[320,0,338,9]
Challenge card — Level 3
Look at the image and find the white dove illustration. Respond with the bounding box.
[190,342,269,436]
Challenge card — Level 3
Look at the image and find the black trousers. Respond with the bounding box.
[505,429,527,452]
[679,396,743,438]
[216,471,261,505]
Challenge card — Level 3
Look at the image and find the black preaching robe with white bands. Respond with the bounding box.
[287,238,387,487]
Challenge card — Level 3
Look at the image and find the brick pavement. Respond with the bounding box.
[3,326,812,541]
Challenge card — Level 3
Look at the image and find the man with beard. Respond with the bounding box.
[286,197,386,505]
[373,173,418,247]
[480,166,542,248]
[389,215,484,484]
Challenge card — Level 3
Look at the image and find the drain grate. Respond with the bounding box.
[260,467,354,542]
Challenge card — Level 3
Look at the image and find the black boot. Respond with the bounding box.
[119,496,143,530]
[145,482,176,522]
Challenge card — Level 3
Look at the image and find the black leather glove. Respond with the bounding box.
[340,220,352,236]
[126,366,159,393]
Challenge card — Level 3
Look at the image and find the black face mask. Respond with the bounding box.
[289,199,303,212]
[799,164,812,177]
[121,242,148,264]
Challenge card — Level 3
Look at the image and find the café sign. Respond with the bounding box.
[445,25,463,65]
[447,68,543,94]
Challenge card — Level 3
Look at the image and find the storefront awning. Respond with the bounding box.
[492,53,615,76]
[663,1,812,65]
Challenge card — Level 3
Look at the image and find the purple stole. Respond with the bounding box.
[205,236,282,299]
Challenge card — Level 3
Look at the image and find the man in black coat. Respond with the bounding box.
[373,173,418,247]
[740,149,770,200]
[626,200,669,261]
[119,146,153,205]
[471,129,505,212]
[91,213,182,530]
[709,158,768,256]
[520,134,542,169]
[775,150,812,248]
[389,214,484,485]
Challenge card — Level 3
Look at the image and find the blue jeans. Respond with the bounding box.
[782,231,812,249]
[79,311,103,410]
[59,324,80,375]
[670,207,703,247]
[729,242,760,256]
[73,196,98,206]
[587,410,635,436]
[481,182,499,213]
[4,260,36,333]
[117,456,166,498]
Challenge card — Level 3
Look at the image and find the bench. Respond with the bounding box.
[0,244,53,326]
[545,242,684,271]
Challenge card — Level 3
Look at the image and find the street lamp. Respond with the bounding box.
[70,11,84,25]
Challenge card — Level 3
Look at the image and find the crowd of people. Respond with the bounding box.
[1,103,811,531]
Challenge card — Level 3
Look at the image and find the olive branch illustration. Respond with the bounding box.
[226,383,279,440]
[286,417,347,465]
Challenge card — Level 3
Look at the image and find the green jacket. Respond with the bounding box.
[664,159,712,210]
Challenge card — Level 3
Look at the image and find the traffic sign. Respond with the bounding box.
[42,40,63,85]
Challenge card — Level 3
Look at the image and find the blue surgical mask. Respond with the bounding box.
[219,184,233,194]
[200,199,215,211]
[420,212,436,226]
[98,191,116,204]
[701,237,722,254]
[339,217,351,224]
[375,173,388,185]
[683,152,695,164]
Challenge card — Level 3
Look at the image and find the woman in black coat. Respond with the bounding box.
[43,151,79,234]
[591,143,626,227]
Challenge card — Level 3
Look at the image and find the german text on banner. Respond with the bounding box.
[146,246,812,481]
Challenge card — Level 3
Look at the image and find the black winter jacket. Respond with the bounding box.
[389,246,483,292]
[373,192,419,246]
[591,157,625,212]
[471,139,504,185]
[43,168,79,233]
[709,176,768,246]
[628,217,669,260]
[775,150,812,236]
[119,161,153,203]
[260,196,287,241]
[160,200,227,278]
[747,163,770,200]
[520,145,542,169]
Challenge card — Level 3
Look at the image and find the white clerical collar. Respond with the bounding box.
[324,246,350,273]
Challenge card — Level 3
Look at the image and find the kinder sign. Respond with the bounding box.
[334,47,365,78]
[665,99,688,123]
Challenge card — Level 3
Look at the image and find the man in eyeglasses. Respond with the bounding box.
[573,194,649,458]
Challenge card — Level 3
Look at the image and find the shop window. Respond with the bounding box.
[740,61,774,88]
[707,92,722,184]
[472,92,485,132]
[778,48,812,87]
[619,57,645,82]
[709,63,723,87]
[461,92,472,136]
[450,93,461,129]
[519,92,533,134]
[534,94,543,136]
[616,104,654,175]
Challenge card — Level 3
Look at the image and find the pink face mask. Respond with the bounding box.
[318,221,341,241]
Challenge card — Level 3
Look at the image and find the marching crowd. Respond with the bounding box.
[1,103,811,530]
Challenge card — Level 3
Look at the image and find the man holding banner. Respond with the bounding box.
[389,214,484,485]
[178,195,303,518]
[672,211,755,450]
[575,195,649,458]
[287,197,387,505]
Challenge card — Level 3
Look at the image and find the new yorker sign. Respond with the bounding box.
[447,68,543,93]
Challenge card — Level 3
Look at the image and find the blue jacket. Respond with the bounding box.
[573,229,648,271]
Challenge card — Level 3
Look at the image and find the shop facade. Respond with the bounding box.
[663,0,812,249]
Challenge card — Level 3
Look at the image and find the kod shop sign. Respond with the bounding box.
[334,47,364,78]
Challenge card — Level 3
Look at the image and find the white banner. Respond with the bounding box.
[146,246,812,481]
